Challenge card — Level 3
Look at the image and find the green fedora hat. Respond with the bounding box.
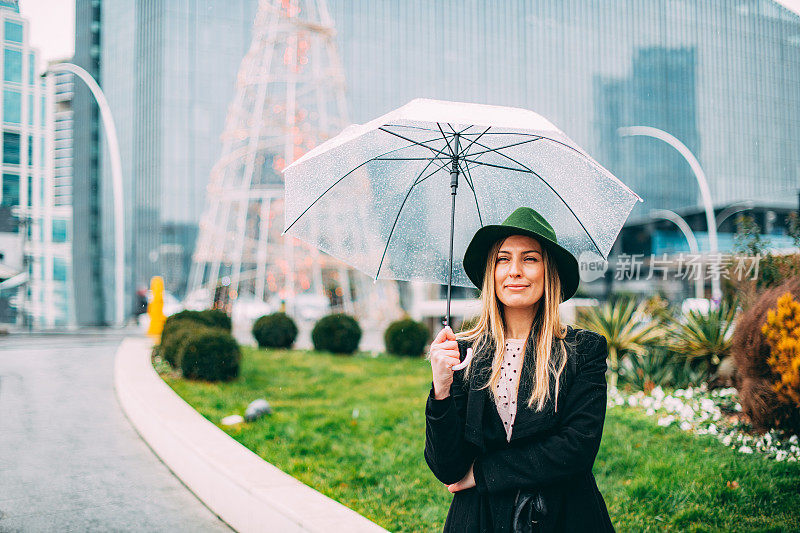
[462,206,580,302]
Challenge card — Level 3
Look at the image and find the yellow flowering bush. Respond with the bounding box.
[761,292,800,430]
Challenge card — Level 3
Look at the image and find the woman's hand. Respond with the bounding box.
[428,326,460,399]
[446,463,476,492]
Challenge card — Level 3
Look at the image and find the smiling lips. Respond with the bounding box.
[505,284,530,289]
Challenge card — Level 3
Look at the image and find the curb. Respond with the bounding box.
[114,337,388,533]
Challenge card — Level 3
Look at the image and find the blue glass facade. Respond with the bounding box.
[99,0,257,322]
[0,5,47,325]
[326,0,800,220]
[83,0,799,321]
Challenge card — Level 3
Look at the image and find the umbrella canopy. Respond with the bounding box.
[283,98,641,296]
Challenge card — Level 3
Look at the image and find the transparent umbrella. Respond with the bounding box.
[283,98,642,326]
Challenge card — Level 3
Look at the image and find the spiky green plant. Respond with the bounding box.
[618,345,676,392]
[576,297,663,388]
[669,298,737,377]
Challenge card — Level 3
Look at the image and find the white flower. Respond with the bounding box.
[790,435,798,445]
[738,445,753,454]
[627,396,638,407]
[658,415,674,427]
[722,435,732,446]
[680,421,692,431]
[646,408,655,416]
[700,399,716,413]
[707,424,717,435]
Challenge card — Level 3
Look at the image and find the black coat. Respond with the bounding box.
[424,325,615,532]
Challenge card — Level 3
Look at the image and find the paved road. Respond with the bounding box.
[0,333,232,532]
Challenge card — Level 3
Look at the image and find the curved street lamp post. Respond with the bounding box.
[650,209,703,299]
[618,126,721,301]
[47,63,126,327]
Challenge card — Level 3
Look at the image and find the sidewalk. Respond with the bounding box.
[114,336,388,533]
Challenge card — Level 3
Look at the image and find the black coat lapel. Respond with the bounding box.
[461,325,579,449]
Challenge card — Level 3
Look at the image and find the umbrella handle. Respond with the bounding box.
[451,348,474,371]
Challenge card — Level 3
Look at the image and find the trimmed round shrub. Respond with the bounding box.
[252,312,298,348]
[384,318,430,357]
[163,309,231,337]
[180,329,241,381]
[159,320,204,367]
[311,313,362,354]
[198,308,232,331]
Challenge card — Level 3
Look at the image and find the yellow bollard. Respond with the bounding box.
[147,276,166,340]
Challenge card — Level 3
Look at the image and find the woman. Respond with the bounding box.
[425,206,614,532]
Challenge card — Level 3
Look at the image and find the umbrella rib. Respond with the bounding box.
[437,122,455,158]
[378,127,452,159]
[458,157,484,227]
[413,157,458,186]
[460,159,530,173]
[374,160,448,281]
[456,126,492,159]
[463,148,606,257]
[284,135,450,234]
[473,131,606,166]
[373,157,452,161]
[464,137,544,158]
[383,123,454,134]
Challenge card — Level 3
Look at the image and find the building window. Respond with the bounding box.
[53,257,67,282]
[52,218,68,243]
[3,88,21,124]
[3,47,22,83]
[1,172,19,206]
[3,131,20,164]
[4,21,22,44]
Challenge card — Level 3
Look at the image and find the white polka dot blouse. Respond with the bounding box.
[495,338,525,442]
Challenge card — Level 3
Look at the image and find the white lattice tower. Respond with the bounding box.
[189,0,401,327]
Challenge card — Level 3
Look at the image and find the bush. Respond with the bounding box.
[669,298,737,377]
[732,276,800,433]
[312,313,362,354]
[163,309,232,335]
[252,312,298,349]
[180,328,241,381]
[159,320,203,367]
[384,318,430,357]
[198,308,232,331]
[761,291,800,433]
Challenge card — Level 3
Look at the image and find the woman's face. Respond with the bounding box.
[493,234,545,311]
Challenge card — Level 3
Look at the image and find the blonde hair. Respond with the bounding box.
[457,236,570,412]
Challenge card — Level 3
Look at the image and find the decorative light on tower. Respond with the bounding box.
[188,0,401,326]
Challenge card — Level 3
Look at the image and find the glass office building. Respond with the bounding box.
[18,66,77,328]
[326,0,799,221]
[78,0,799,323]
[72,0,105,325]
[0,3,47,325]
[95,0,257,323]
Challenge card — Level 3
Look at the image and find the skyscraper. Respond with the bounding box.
[71,0,105,325]
[17,64,77,328]
[95,0,257,324]
[0,2,46,325]
[74,0,799,323]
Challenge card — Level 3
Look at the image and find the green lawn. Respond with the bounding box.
[159,347,800,533]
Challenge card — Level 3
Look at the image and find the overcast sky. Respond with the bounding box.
[17,0,800,75]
